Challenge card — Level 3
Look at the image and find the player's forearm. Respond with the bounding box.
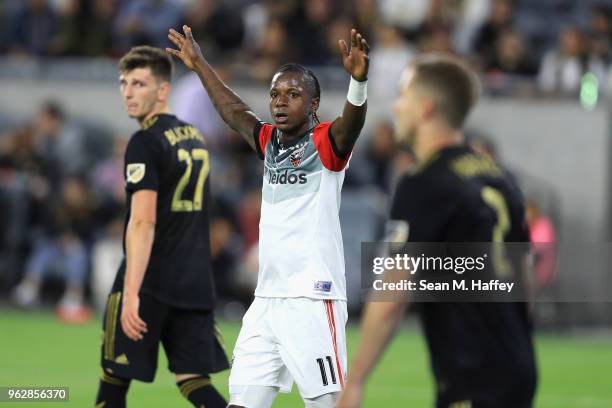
[331,78,368,154]
[124,219,155,298]
[191,58,258,149]
[338,101,367,151]
[348,300,406,385]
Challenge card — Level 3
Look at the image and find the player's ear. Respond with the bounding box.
[310,97,320,115]
[158,81,171,102]
[421,98,436,121]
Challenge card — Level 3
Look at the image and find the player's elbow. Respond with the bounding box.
[379,300,407,321]
[128,217,156,230]
[219,102,248,127]
[126,218,155,247]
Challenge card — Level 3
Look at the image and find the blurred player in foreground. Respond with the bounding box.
[167,25,369,407]
[337,55,537,408]
[95,46,228,408]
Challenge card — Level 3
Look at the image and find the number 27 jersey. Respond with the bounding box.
[117,113,215,310]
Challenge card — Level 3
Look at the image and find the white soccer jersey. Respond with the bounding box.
[252,121,350,300]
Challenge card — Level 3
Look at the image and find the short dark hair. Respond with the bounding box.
[275,63,321,100]
[412,54,479,129]
[275,63,321,123]
[118,45,173,82]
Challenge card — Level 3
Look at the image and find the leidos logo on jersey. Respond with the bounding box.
[266,169,307,185]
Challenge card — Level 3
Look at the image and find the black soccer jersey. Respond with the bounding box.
[113,113,215,310]
[390,145,536,405]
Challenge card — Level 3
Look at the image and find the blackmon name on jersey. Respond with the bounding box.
[252,121,351,300]
[112,113,216,310]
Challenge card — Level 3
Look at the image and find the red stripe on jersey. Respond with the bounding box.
[257,123,275,154]
[313,122,351,172]
[324,299,345,387]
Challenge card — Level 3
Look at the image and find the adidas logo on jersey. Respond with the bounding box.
[267,169,307,185]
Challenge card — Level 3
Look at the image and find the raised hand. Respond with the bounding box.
[338,29,370,82]
[166,25,203,71]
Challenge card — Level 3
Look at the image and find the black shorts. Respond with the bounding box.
[100,291,229,382]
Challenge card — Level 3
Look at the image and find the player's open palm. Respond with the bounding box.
[166,25,203,71]
[338,29,370,82]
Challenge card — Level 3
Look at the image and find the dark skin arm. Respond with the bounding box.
[330,29,370,155]
[167,25,259,151]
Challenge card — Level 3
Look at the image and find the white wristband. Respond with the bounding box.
[347,77,367,106]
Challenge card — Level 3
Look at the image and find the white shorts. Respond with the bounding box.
[229,297,347,399]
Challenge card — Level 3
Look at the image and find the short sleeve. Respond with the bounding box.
[124,131,160,192]
[312,122,351,172]
[389,177,409,221]
[390,175,442,242]
[253,122,275,160]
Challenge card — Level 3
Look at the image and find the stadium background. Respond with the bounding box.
[0,0,611,406]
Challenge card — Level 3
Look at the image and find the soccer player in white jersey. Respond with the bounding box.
[167,25,369,407]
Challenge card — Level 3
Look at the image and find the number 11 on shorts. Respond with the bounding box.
[316,356,337,386]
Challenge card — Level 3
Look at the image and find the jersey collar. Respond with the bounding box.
[141,113,175,130]
[277,125,315,149]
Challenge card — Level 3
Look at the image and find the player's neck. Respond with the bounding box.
[278,120,314,145]
[416,123,463,163]
[139,105,170,128]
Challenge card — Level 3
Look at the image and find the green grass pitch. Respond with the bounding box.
[1,310,611,407]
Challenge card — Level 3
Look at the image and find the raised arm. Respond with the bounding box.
[167,25,260,151]
[330,29,370,155]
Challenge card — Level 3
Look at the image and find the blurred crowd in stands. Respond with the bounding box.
[0,97,415,320]
[0,0,564,321]
[1,0,612,95]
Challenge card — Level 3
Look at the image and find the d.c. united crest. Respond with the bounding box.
[290,144,306,168]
